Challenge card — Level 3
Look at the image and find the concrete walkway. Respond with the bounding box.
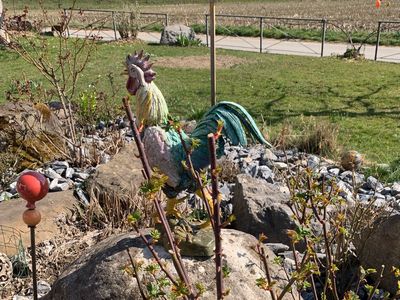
[65,28,400,63]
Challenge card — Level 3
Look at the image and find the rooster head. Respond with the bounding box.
[125,50,156,95]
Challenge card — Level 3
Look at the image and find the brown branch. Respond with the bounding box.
[207,133,224,299]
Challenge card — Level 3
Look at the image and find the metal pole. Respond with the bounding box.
[375,22,382,61]
[30,226,38,300]
[205,14,209,48]
[321,19,327,57]
[259,17,263,53]
[210,1,216,106]
[112,11,117,40]
[165,14,168,27]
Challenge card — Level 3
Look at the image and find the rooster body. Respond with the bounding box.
[126,51,271,200]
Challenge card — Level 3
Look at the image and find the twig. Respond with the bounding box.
[126,249,148,300]
[207,133,224,299]
[367,265,385,300]
[256,243,277,300]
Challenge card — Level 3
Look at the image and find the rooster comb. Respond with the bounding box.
[126,50,156,83]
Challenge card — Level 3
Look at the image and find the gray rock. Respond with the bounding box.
[340,171,364,186]
[363,176,384,191]
[381,187,392,195]
[38,280,51,296]
[336,180,353,201]
[273,162,288,170]
[51,160,69,169]
[160,24,196,45]
[49,179,69,192]
[262,148,277,161]
[249,163,259,177]
[307,155,320,169]
[74,188,89,206]
[257,165,274,183]
[9,181,17,194]
[358,194,371,202]
[65,167,74,178]
[391,182,400,196]
[54,168,65,175]
[354,212,400,294]
[328,168,340,176]
[42,229,297,300]
[44,168,62,180]
[232,174,299,247]
[73,172,90,180]
[265,243,290,254]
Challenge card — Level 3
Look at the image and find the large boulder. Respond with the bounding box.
[232,174,297,247]
[43,229,297,300]
[0,190,78,255]
[354,212,400,294]
[160,24,195,45]
[85,144,144,201]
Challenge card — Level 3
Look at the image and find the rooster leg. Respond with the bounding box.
[165,197,187,219]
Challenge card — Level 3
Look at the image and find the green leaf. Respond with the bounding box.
[150,229,161,241]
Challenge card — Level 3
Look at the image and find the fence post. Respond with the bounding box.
[320,19,327,57]
[205,14,209,47]
[259,17,263,53]
[165,14,168,27]
[375,21,382,61]
[112,11,117,40]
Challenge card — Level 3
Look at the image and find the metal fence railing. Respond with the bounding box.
[60,9,400,63]
[205,14,327,57]
[64,8,168,41]
[374,20,400,61]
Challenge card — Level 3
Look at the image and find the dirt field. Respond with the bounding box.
[5,0,400,31]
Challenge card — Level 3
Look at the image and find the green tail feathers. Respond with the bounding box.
[191,101,272,148]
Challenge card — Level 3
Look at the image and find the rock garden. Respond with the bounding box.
[1,2,400,300]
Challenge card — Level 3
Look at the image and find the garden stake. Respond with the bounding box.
[16,171,49,300]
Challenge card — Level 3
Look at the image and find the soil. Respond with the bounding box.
[153,55,247,69]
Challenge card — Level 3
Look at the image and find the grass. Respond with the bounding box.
[1,38,400,168]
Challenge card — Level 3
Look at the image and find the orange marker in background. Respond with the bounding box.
[376,0,381,8]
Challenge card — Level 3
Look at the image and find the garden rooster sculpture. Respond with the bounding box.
[126,50,271,220]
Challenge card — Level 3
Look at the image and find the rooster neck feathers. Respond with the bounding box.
[126,50,169,126]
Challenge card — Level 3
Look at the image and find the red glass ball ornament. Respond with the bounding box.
[17,171,49,208]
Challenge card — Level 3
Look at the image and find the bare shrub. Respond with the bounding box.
[115,2,141,40]
[82,185,155,230]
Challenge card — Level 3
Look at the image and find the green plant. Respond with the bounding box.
[175,34,202,47]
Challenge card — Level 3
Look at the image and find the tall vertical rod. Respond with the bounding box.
[205,14,209,47]
[259,17,263,53]
[210,0,217,106]
[112,11,117,40]
[375,22,382,61]
[165,14,168,27]
[30,226,38,300]
[321,19,327,57]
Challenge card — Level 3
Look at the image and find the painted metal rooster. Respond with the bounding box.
[126,50,271,218]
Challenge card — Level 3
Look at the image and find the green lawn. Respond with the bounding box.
[1,39,400,166]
